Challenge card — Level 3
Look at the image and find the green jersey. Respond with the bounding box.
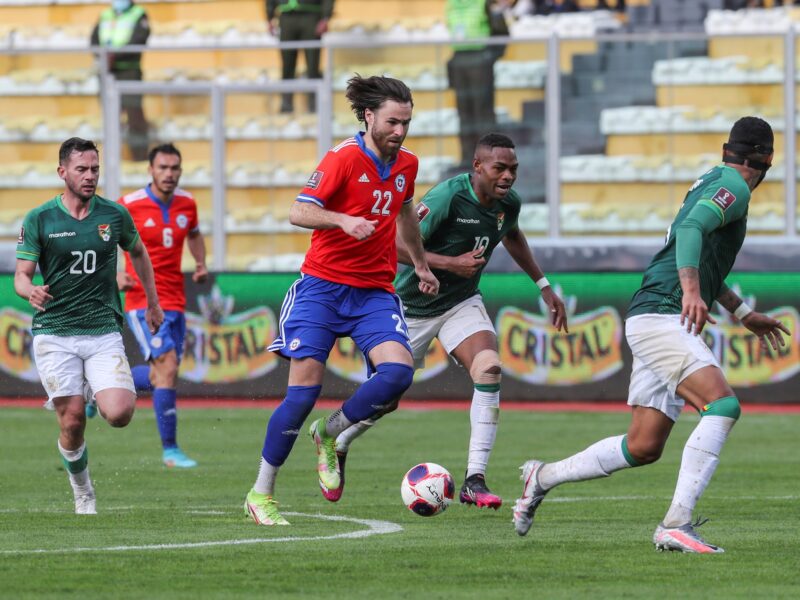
[628,165,751,317]
[397,173,521,318]
[16,194,140,336]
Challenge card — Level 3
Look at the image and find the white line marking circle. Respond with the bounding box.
[0,512,403,556]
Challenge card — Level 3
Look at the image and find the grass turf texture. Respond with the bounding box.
[1,407,798,599]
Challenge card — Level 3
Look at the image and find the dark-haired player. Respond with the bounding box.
[15,137,162,514]
[334,133,568,508]
[116,143,207,468]
[244,75,439,525]
[513,117,791,553]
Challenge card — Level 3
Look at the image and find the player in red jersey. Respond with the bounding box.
[244,75,439,525]
[115,143,208,468]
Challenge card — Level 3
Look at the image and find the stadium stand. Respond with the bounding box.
[0,0,798,270]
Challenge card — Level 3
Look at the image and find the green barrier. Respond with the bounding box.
[1,273,798,402]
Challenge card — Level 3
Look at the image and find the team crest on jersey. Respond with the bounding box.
[307,170,324,190]
[98,224,111,242]
[711,187,736,211]
[395,173,406,192]
[16,226,24,245]
[497,212,505,231]
[176,214,188,229]
[289,338,301,351]
[416,203,430,221]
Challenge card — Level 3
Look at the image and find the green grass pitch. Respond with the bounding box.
[1,405,798,599]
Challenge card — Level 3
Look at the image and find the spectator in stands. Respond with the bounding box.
[91,0,151,162]
[446,0,509,166]
[267,0,334,114]
[530,0,580,14]
[596,0,625,11]
[724,0,764,8]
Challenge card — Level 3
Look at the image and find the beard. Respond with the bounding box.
[370,129,404,161]
[67,180,96,202]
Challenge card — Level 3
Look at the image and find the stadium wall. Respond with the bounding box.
[0,272,797,402]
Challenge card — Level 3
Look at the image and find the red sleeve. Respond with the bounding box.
[296,151,348,207]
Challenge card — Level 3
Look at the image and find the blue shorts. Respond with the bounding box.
[268,274,411,368]
[126,309,186,362]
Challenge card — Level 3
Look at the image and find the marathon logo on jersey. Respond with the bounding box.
[176,214,188,229]
[416,203,430,222]
[395,173,406,192]
[306,170,324,190]
[16,226,24,245]
[98,224,111,242]
[497,212,505,231]
[711,187,736,211]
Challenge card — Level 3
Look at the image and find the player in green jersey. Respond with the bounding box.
[14,137,163,515]
[334,133,568,507]
[513,117,791,553]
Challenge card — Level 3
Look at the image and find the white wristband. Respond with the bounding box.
[734,302,753,320]
[535,277,550,290]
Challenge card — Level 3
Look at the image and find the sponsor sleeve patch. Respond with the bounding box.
[306,170,324,190]
[16,226,24,245]
[416,203,430,221]
[710,187,736,211]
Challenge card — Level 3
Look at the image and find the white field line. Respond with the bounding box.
[0,512,403,556]
[1,495,797,516]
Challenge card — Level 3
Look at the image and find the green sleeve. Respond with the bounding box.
[118,205,140,252]
[16,210,41,262]
[675,203,721,269]
[416,180,455,241]
[696,175,751,226]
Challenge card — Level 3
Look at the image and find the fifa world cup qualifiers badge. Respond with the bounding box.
[307,170,324,190]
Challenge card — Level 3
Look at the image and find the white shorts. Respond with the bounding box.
[33,332,135,407]
[406,294,495,369]
[625,314,720,422]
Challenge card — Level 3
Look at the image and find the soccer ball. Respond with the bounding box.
[400,463,455,517]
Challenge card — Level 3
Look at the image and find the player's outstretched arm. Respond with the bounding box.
[397,202,438,296]
[187,230,208,283]
[128,238,164,333]
[716,285,790,350]
[289,201,377,240]
[501,228,568,332]
[14,259,52,312]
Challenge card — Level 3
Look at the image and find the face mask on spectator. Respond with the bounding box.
[112,0,132,13]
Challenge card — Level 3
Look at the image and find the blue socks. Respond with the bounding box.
[262,385,322,467]
[132,365,153,392]
[153,388,178,449]
[342,362,414,423]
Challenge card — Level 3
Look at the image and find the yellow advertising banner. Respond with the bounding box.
[0,308,39,382]
[703,307,800,386]
[497,305,624,385]
[181,305,279,383]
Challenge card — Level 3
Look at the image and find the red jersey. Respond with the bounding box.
[119,185,199,311]
[297,133,418,292]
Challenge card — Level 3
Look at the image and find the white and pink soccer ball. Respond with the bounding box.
[400,463,455,517]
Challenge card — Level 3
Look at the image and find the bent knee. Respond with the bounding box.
[468,349,502,386]
[378,362,414,392]
[105,409,134,428]
[629,444,664,465]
